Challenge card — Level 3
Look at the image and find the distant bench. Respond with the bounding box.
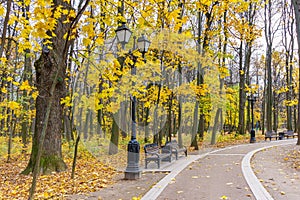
[144,143,172,169]
[165,140,187,160]
[266,130,298,141]
[265,131,278,141]
[280,130,298,139]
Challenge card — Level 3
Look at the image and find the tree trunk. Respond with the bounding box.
[22,50,68,175]
[191,101,199,150]
[261,59,267,135]
[237,41,245,134]
[0,0,12,57]
[286,54,293,131]
[109,118,120,155]
[292,0,300,144]
[211,108,222,145]
[266,42,273,132]
[245,41,252,132]
[20,2,32,149]
[265,0,273,133]
[144,107,150,143]
[22,0,89,174]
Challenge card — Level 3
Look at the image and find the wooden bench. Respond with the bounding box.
[144,143,172,169]
[265,131,278,141]
[165,140,187,160]
[284,130,298,139]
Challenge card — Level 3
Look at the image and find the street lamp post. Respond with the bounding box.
[247,92,258,143]
[124,34,141,180]
[115,25,151,179]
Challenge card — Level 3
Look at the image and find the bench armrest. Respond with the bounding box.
[161,146,171,154]
[145,152,160,157]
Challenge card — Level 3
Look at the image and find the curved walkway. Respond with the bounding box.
[142,139,297,200]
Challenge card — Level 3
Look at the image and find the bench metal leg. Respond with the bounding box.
[158,160,160,169]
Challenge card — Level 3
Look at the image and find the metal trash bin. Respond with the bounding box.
[279,132,284,140]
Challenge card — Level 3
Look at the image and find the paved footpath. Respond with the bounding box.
[142,139,297,200]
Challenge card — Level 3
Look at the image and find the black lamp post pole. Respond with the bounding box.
[251,97,254,130]
[125,36,141,180]
[131,36,137,141]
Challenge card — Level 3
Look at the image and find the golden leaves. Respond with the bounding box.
[19,80,32,92]
[1,87,7,94]
[7,101,21,110]
[0,4,5,16]
[61,96,73,107]
[220,195,228,199]
[284,99,298,106]
[0,138,117,199]
[191,84,209,98]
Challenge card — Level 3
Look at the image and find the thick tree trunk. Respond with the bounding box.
[22,51,67,175]
[22,0,89,174]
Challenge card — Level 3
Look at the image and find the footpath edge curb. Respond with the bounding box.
[241,140,296,200]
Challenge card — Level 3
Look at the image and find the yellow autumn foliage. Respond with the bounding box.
[19,80,32,92]
[0,4,5,16]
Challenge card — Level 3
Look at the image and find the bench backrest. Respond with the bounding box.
[286,130,294,136]
[265,131,276,137]
[166,140,180,149]
[144,143,160,154]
